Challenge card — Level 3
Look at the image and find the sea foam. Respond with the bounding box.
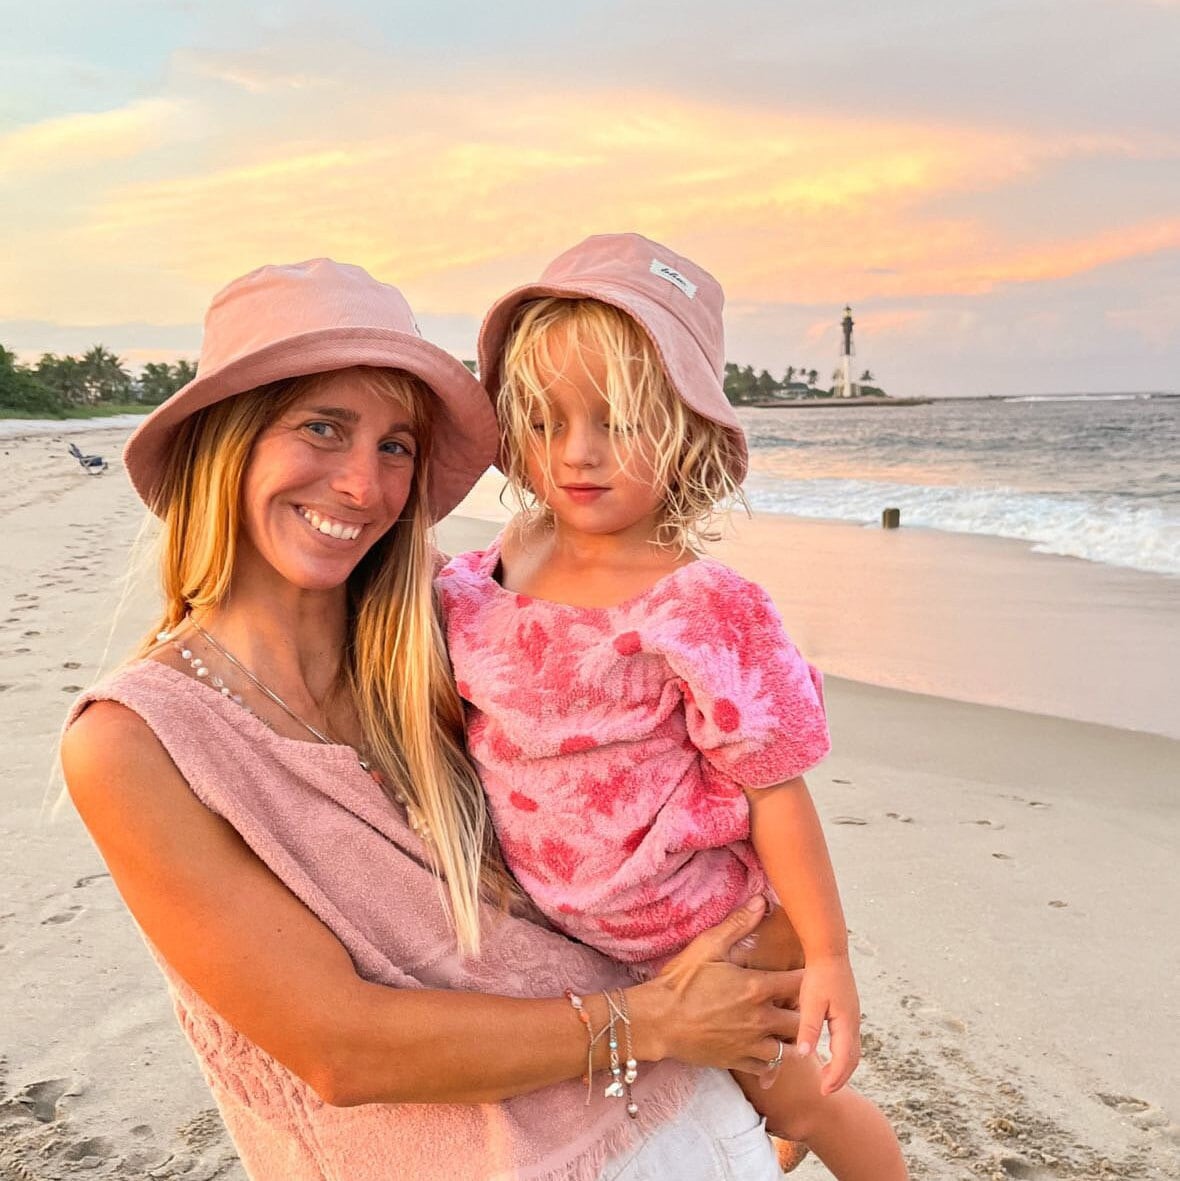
[743,475,1180,577]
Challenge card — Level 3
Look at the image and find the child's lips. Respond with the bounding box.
[561,484,610,503]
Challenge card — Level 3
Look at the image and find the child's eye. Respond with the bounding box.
[610,420,635,435]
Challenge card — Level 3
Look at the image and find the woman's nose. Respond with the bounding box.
[331,446,382,504]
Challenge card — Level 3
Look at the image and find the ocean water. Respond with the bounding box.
[739,395,1180,577]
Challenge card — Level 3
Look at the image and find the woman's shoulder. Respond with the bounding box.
[65,658,183,729]
[61,668,193,823]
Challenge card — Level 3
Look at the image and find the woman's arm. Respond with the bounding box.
[63,701,801,1107]
[746,776,861,1093]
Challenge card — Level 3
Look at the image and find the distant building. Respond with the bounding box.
[838,305,856,398]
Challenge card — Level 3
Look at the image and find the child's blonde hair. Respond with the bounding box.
[138,366,514,954]
[497,298,746,551]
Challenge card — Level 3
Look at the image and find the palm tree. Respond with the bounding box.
[81,345,132,403]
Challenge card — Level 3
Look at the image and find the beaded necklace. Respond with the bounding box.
[157,617,431,841]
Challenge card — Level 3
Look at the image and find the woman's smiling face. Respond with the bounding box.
[238,368,421,593]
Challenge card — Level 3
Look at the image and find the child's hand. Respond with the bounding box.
[796,952,861,1094]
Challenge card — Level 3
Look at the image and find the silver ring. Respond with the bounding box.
[767,1039,785,1069]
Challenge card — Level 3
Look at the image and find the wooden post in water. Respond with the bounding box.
[882,507,901,529]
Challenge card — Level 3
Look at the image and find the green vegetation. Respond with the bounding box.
[0,343,195,419]
[723,361,889,404]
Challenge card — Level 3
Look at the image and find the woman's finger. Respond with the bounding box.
[747,966,805,1009]
[674,895,766,965]
[768,1005,800,1043]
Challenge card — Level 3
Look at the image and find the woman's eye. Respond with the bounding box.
[303,421,337,439]
[381,439,415,458]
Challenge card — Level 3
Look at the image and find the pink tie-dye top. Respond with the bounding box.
[438,536,831,968]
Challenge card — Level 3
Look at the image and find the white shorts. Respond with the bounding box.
[595,1069,780,1181]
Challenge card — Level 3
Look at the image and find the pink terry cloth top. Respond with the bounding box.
[437,537,831,970]
[66,660,700,1181]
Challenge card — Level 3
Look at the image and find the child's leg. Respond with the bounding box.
[731,906,908,1180]
[733,1061,907,1181]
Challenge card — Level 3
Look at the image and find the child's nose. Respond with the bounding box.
[561,420,601,468]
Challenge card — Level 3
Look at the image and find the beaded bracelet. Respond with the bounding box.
[603,989,640,1118]
[565,990,610,1106]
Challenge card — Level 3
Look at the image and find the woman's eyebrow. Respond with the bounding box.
[305,406,415,433]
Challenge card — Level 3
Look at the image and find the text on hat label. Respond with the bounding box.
[649,259,697,299]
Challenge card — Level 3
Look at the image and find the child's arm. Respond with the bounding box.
[746,776,861,1095]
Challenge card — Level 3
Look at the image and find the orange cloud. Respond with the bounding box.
[0,100,184,179]
[3,86,1177,327]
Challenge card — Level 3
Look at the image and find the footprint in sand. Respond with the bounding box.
[1096,1092,1150,1115]
[992,852,1013,860]
[1048,900,1068,908]
[62,684,83,693]
[41,905,84,926]
[61,661,81,670]
[22,630,40,638]
[899,993,968,1034]
[62,1135,117,1163]
[832,815,868,825]
[74,872,109,889]
[966,818,1006,830]
[831,777,853,785]
[179,1108,226,1151]
[993,1155,1042,1178]
[0,685,12,694]
[6,1077,74,1123]
[885,811,913,823]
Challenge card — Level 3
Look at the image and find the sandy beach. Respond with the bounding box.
[2,424,1177,1179]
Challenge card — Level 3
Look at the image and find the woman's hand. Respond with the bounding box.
[628,897,802,1082]
[795,951,861,1094]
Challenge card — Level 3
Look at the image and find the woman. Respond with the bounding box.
[62,258,804,1181]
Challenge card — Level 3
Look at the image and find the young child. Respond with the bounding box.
[438,234,907,1178]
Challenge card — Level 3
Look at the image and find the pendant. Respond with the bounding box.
[604,1081,625,1099]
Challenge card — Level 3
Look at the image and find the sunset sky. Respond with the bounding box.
[2,0,1178,396]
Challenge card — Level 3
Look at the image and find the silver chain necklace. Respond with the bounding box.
[158,616,431,841]
[186,615,340,749]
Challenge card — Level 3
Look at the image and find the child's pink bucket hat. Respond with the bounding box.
[478,232,747,482]
[124,258,496,520]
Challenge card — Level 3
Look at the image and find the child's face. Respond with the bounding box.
[523,326,664,543]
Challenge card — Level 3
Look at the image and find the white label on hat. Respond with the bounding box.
[650,259,697,299]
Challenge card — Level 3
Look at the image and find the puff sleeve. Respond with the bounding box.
[661,568,830,789]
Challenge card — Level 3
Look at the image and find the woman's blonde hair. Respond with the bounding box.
[137,366,512,954]
[497,298,746,551]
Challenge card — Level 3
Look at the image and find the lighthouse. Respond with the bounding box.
[839,305,855,399]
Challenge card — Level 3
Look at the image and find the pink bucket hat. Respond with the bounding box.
[124,258,496,520]
[478,232,747,482]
